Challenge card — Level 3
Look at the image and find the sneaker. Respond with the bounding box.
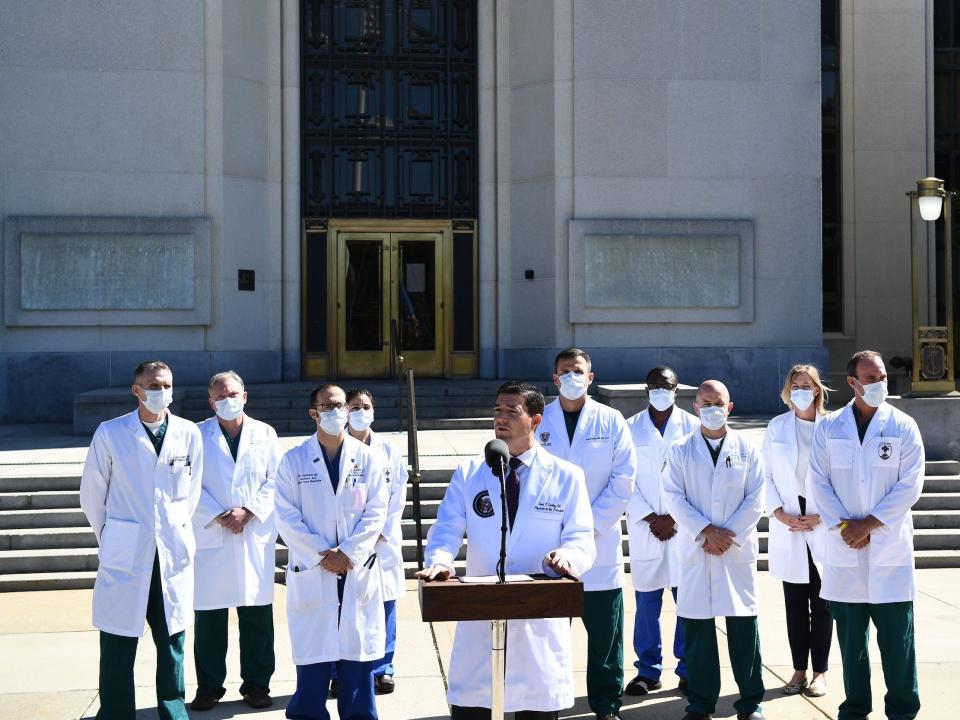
[624,676,662,696]
[678,678,689,696]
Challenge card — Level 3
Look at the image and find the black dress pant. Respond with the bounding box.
[781,496,833,673]
[451,706,558,720]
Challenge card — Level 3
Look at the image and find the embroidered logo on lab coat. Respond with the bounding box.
[472,490,495,518]
[878,442,893,460]
[539,431,551,445]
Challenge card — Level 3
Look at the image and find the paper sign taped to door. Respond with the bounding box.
[406,263,426,293]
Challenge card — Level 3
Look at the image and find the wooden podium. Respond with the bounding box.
[419,575,584,720]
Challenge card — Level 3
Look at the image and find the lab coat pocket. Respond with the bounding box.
[354,563,382,606]
[678,531,704,565]
[169,465,192,500]
[726,533,758,564]
[99,518,141,574]
[628,520,661,562]
[195,522,224,551]
[825,528,860,567]
[827,439,854,470]
[286,563,334,611]
[870,519,913,567]
[633,444,654,476]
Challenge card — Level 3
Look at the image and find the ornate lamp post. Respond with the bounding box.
[907,177,956,392]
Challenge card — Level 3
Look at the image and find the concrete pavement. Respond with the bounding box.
[0,569,956,719]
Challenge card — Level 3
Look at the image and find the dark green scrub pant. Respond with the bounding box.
[829,601,920,720]
[583,588,624,716]
[682,616,764,717]
[97,554,186,720]
[194,604,275,698]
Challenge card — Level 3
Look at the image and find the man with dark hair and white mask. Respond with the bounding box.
[536,348,636,720]
[276,383,388,720]
[190,371,283,712]
[80,360,204,720]
[663,380,766,720]
[624,366,699,698]
[808,350,924,720]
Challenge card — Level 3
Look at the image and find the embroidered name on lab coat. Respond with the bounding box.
[585,435,610,442]
[297,472,321,484]
[534,500,565,515]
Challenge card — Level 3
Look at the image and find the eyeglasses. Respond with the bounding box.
[314,401,347,412]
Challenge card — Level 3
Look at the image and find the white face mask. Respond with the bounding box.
[348,408,374,432]
[856,379,888,408]
[790,389,815,412]
[558,371,589,401]
[215,396,245,422]
[698,405,727,431]
[141,388,172,414]
[648,388,675,412]
[317,407,348,436]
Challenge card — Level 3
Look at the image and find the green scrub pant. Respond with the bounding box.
[97,554,186,720]
[583,588,624,715]
[682,616,764,717]
[194,604,275,698]
[829,601,920,720]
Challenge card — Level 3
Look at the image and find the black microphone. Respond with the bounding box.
[484,439,509,475]
[484,439,510,584]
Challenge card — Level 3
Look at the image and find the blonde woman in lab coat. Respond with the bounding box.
[762,364,832,698]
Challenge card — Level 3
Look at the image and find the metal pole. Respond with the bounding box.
[407,368,425,569]
[490,619,506,720]
[910,193,921,386]
[945,193,955,383]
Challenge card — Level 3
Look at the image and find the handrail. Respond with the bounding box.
[406,367,425,570]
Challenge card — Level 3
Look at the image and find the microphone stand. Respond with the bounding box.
[495,456,508,584]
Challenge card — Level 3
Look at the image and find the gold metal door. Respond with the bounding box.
[334,230,444,377]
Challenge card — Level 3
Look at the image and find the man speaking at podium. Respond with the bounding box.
[417,381,596,719]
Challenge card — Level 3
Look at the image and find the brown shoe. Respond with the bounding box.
[189,694,220,711]
[242,686,273,709]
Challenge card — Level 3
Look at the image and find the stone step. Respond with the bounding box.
[0,527,97,550]
[0,509,88,530]
[0,567,288,592]
[0,491,80,511]
[914,493,960,510]
[0,475,82,493]
[926,460,960,476]
[0,545,291,574]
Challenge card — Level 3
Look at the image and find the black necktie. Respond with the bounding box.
[506,457,523,531]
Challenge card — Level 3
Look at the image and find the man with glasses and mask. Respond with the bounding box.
[275,383,389,720]
[80,360,204,720]
[536,348,636,720]
[809,350,924,720]
[663,380,766,720]
[624,366,699,698]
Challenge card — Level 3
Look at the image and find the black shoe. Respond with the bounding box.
[242,686,273,709]
[189,694,219,712]
[678,678,689,696]
[625,675,662,696]
[737,713,765,720]
[681,713,711,720]
[375,674,395,694]
[595,714,623,720]
[328,678,338,698]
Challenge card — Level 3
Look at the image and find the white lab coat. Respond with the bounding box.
[762,411,825,584]
[192,416,282,610]
[537,397,636,591]
[663,429,764,619]
[626,406,700,592]
[275,433,389,665]
[425,444,595,712]
[80,411,203,637]
[807,402,925,604]
[365,431,409,602]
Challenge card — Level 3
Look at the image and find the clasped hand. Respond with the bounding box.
[319,549,353,574]
[644,512,677,541]
[217,507,253,534]
[773,507,821,533]
[840,516,880,549]
[701,524,736,555]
